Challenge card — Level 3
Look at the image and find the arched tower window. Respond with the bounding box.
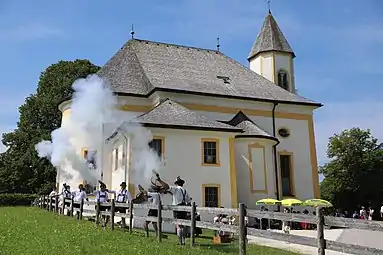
[277,70,289,90]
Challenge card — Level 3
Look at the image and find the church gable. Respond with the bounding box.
[223,111,277,141]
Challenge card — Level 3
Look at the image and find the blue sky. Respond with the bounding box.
[0,0,382,168]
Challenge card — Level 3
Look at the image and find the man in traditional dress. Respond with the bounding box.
[155,175,191,245]
[72,184,89,219]
[93,181,111,227]
[109,182,132,229]
[143,186,161,237]
[60,184,72,215]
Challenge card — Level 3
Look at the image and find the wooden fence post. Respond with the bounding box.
[316,207,325,255]
[190,202,196,247]
[48,196,52,212]
[44,196,47,210]
[42,196,45,209]
[79,199,84,220]
[110,199,115,230]
[62,198,66,215]
[39,196,41,208]
[239,203,247,255]
[70,197,74,217]
[129,202,133,234]
[95,199,101,226]
[157,200,163,242]
[55,195,59,213]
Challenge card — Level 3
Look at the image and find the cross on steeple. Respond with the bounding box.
[267,0,272,13]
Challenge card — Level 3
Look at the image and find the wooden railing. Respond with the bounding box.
[35,195,383,255]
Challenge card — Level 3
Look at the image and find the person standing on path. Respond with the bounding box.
[72,184,89,219]
[155,175,191,245]
[109,182,132,229]
[143,186,161,237]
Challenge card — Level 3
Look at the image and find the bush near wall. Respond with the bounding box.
[0,194,39,206]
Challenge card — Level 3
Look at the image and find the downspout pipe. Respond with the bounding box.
[272,102,280,201]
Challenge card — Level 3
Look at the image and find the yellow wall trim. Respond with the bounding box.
[288,56,294,93]
[202,183,221,207]
[248,143,268,193]
[277,150,295,198]
[65,101,314,121]
[229,137,238,208]
[272,52,276,83]
[308,117,320,198]
[128,183,135,197]
[260,56,264,76]
[81,148,88,159]
[181,103,312,120]
[118,105,153,112]
[201,138,220,166]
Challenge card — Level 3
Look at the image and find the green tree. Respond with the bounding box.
[0,60,100,194]
[320,128,383,212]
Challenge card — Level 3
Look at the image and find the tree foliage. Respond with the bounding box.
[0,60,100,194]
[320,128,383,211]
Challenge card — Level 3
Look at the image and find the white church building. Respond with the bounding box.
[58,12,322,210]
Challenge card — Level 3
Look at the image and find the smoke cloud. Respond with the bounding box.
[35,74,161,190]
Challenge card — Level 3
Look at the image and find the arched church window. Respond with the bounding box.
[277,70,289,90]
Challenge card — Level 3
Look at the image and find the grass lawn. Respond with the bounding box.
[0,207,299,255]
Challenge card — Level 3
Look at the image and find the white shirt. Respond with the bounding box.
[147,192,161,206]
[380,206,383,213]
[73,189,87,202]
[114,189,132,203]
[169,186,190,205]
[61,189,72,198]
[93,190,109,203]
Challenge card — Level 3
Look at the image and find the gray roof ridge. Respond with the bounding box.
[133,98,167,119]
[126,41,154,93]
[132,38,220,54]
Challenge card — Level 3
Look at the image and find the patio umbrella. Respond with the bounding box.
[256,198,281,205]
[256,198,281,230]
[303,199,333,208]
[281,198,303,207]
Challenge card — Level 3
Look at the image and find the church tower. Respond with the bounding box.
[248,11,296,93]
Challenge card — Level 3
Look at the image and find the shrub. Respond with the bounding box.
[0,194,39,206]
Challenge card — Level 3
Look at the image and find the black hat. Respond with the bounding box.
[174,176,185,185]
[98,180,106,189]
[120,182,127,187]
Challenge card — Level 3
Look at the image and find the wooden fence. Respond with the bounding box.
[35,195,383,255]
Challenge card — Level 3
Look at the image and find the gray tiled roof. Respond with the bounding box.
[236,120,274,138]
[248,12,295,60]
[131,99,243,132]
[98,38,318,106]
[224,111,277,141]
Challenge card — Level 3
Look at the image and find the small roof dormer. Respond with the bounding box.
[248,12,295,61]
